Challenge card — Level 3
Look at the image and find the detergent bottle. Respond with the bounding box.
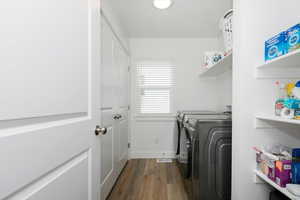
[275,81,286,116]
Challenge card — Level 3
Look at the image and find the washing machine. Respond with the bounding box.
[185,114,232,200]
[175,111,217,178]
[176,111,216,157]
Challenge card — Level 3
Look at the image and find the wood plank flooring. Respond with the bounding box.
[107,159,190,200]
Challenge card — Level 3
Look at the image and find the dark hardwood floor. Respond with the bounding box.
[107,159,190,200]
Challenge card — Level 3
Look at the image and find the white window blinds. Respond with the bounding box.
[136,63,175,114]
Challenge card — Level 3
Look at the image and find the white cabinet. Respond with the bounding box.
[100,18,130,200]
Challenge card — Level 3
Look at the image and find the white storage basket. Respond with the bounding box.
[221,9,233,52]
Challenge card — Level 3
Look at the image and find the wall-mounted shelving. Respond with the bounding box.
[254,170,300,200]
[257,49,300,69]
[255,49,300,79]
[255,114,300,128]
[199,53,232,77]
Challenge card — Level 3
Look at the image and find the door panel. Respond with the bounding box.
[101,126,113,181]
[0,0,101,199]
[0,0,89,121]
[101,127,113,180]
[101,19,115,110]
[100,110,114,200]
[113,38,122,112]
[118,109,129,169]
[118,44,129,108]
[0,123,91,199]
[28,152,89,200]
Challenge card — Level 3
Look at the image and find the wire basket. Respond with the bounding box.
[221,9,233,53]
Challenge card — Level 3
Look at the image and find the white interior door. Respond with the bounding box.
[117,48,130,171]
[100,19,119,199]
[112,38,130,175]
[0,0,102,200]
[112,39,122,177]
[100,18,116,200]
[100,16,130,199]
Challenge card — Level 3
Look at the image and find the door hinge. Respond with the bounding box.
[128,105,130,110]
[128,66,130,72]
[128,143,131,148]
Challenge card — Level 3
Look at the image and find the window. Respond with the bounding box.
[136,63,175,115]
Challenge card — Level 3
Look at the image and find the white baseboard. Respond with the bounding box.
[130,151,176,159]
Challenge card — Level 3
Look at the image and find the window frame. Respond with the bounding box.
[134,61,175,117]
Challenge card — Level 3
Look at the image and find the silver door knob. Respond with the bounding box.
[95,125,107,136]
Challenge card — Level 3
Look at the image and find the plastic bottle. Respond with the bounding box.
[275,81,286,116]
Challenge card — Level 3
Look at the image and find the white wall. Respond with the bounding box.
[217,70,232,110]
[217,32,233,111]
[233,1,300,199]
[130,38,232,158]
[131,118,177,158]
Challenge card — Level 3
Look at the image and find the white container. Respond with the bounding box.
[220,9,233,53]
[203,51,224,68]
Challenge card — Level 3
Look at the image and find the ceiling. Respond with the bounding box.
[107,0,232,38]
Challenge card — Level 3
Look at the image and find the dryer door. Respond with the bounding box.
[207,128,232,200]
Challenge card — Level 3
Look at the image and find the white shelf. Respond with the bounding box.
[255,170,300,200]
[199,53,232,77]
[257,49,300,69]
[255,49,300,79]
[256,114,300,126]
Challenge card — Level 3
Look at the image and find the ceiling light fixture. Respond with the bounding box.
[153,0,173,10]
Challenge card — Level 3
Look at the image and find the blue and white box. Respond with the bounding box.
[287,23,300,53]
[265,32,287,61]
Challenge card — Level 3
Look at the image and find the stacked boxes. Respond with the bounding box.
[266,159,292,187]
[255,145,293,188]
[265,23,300,62]
[255,147,300,187]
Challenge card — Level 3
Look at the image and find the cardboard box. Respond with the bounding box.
[265,32,287,61]
[275,160,292,187]
[287,24,300,53]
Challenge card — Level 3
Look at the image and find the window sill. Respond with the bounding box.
[134,114,176,122]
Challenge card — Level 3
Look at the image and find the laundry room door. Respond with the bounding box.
[100,16,130,199]
[111,36,130,176]
[116,46,130,172]
[100,17,117,200]
[0,0,102,200]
